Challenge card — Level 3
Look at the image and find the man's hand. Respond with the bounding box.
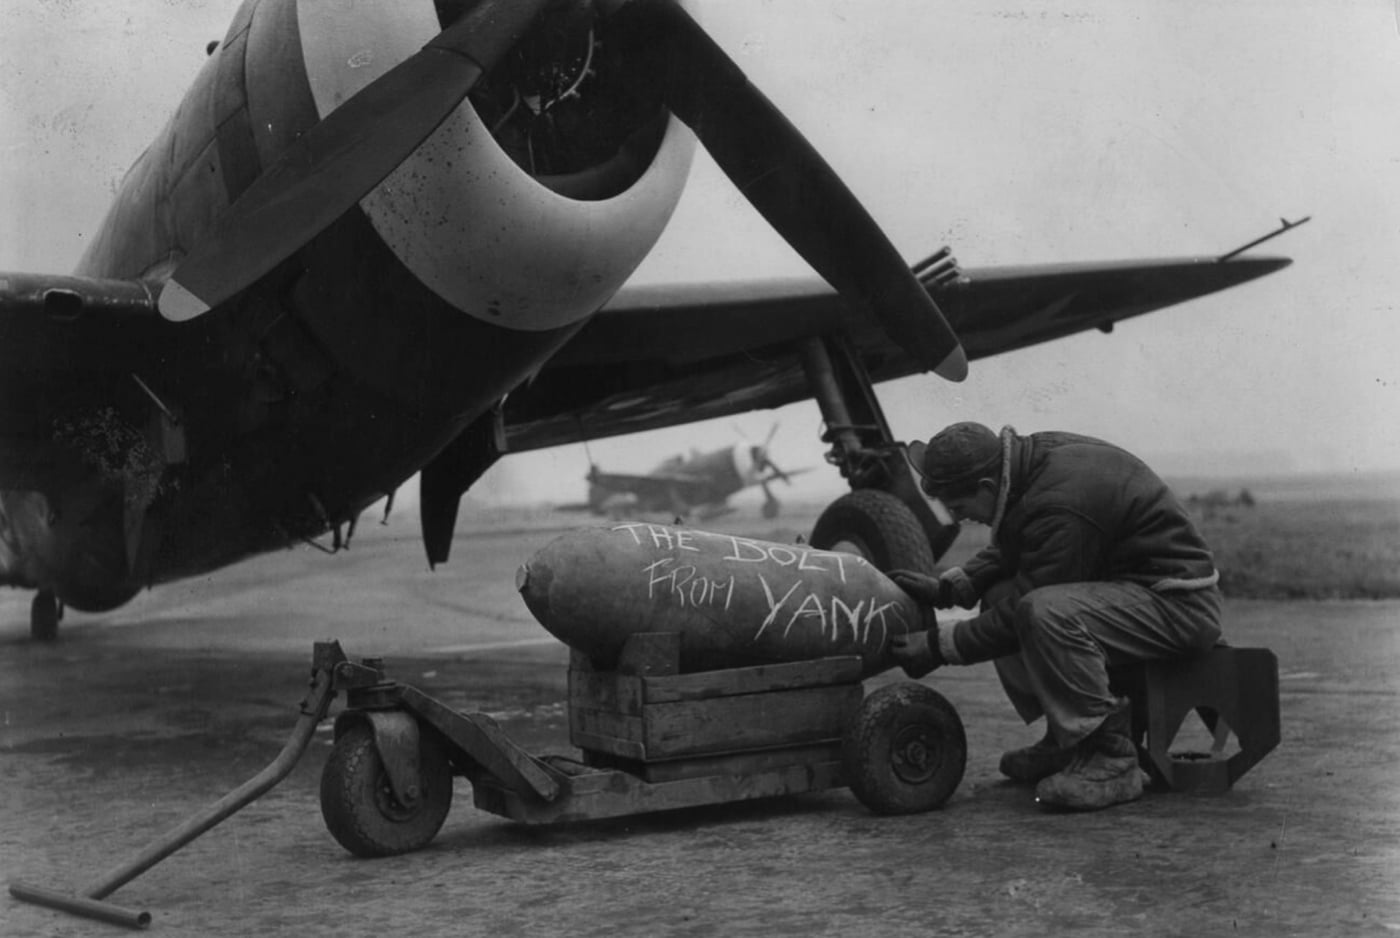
[888,569,952,607]
[890,628,944,678]
[889,567,978,609]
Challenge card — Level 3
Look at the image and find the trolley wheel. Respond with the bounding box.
[843,682,966,815]
[320,723,453,857]
[809,489,936,574]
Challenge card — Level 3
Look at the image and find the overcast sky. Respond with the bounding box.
[2,0,1397,506]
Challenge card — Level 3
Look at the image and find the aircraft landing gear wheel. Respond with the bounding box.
[809,489,935,574]
[843,682,966,815]
[31,590,60,642]
[320,723,453,858]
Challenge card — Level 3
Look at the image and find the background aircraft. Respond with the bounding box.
[564,424,808,520]
[0,0,1293,640]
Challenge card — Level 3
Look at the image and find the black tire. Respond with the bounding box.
[31,591,60,642]
[843,682,966,815]
[320,723,454,858]
[809,489,935,574]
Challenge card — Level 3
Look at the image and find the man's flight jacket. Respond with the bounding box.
[942,429,1218,665]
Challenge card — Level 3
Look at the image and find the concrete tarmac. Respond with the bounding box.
[1,514,1397,936]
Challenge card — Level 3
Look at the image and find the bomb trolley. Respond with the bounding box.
[326,632,1282,859]
[323,631,967,857]
[9,638,964,928]
[10,635,1280,929]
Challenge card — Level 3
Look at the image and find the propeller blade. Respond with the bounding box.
[611,0,967,381]
[765,458,792,485]
[764,421,779,448]
[758,478,781,519]
[158,0,551,321]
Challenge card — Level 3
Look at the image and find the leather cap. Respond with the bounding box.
[908,422,1001,494]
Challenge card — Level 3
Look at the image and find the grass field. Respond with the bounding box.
[1195,498,1400,599]
[940,495,1400,601]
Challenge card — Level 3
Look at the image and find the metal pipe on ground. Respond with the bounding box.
[7,642,343,929]
[7,882,152,930]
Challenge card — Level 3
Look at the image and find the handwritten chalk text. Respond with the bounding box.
[753,573,906,647]
[642,558,736,611]
[612,523,702,552]
[611,523,863,583]
[610,522,897,651]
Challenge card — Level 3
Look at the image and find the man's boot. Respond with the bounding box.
[1034,699,1143,811]
[999,728,1074,783]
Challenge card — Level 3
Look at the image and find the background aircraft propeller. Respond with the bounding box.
[745,422,791,485]
[758,477,780,519]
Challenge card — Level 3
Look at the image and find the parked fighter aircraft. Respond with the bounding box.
[563,425,808,520]
[0,0,1294,640]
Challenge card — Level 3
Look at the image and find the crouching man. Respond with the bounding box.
[889,422,1222,811]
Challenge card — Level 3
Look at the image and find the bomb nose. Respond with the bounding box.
[516,556,556,626]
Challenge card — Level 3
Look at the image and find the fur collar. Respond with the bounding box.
[989,425,1016,541]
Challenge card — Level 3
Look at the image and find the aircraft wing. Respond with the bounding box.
[499,254,1290,451]
[760,467,815,484]
[589,469,711,500]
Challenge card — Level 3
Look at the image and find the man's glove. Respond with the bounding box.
[890,626,946,679]
[887,569,947,606]
[888,567,977,609]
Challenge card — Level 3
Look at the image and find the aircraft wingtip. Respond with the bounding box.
[934,346,969,382]
[157,279,211,321]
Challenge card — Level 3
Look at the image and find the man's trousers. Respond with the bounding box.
[986,579,1223,747]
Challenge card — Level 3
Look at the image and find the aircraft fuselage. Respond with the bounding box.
[0,0,694,611]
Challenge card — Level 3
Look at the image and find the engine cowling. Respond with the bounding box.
[297,0,695,333]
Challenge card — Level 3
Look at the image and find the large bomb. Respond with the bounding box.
[517,522,926,676]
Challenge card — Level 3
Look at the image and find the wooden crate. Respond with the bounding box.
[567,632,864,769]
[472,632,862,824]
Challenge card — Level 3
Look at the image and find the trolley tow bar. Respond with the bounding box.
[7,640,348,929]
